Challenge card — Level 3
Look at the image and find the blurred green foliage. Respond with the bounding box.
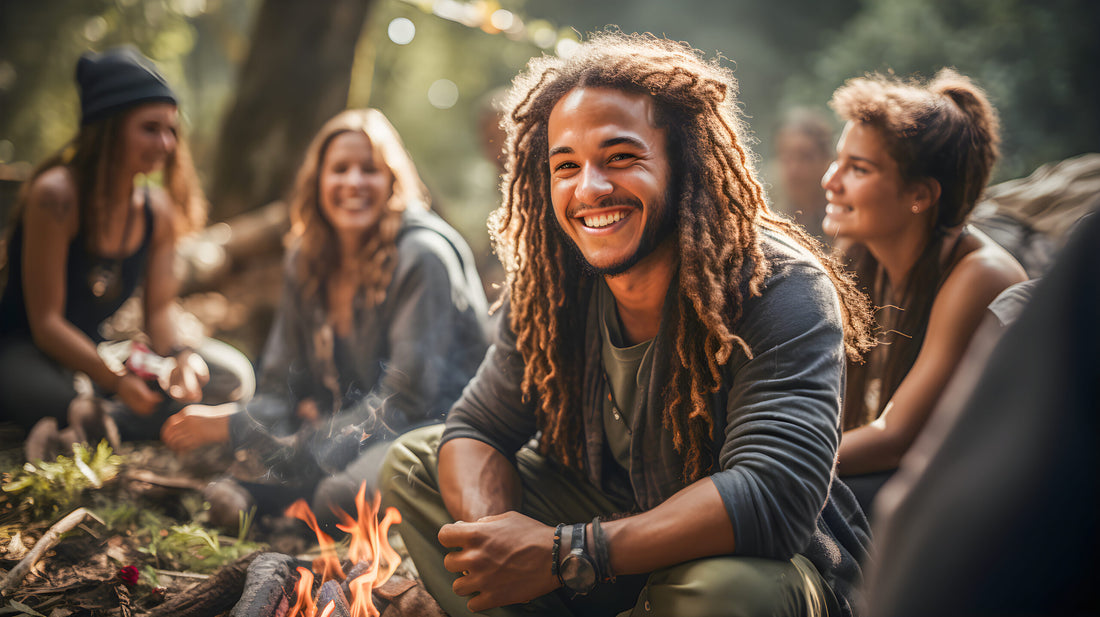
[2,441,122,518]
[2,0,1096,239]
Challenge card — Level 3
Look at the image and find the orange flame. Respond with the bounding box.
[285,499,345,583]
[287,567,316,617]
[286,482,403,617]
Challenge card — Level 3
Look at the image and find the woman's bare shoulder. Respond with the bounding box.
[942,229,1028,308]
[25,167,79,225]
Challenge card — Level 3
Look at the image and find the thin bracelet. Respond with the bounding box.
[551,523,565,584]
[591,516,615,582]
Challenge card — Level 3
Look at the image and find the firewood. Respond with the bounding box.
[375,576,446,617]
[0,507,104,595]
[315,580,350,617]
[229,552,297,617]
[146,551,259,617]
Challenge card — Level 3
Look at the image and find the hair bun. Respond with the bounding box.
[76,45,177,126]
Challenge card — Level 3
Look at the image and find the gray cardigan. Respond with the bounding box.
[443,230,871,616]
[231,207,489,450]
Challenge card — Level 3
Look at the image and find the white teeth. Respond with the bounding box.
[582,211,626,228]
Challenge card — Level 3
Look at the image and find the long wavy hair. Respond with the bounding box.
[492,32,872,483]
[829,69,1000,430]
[288,108,429,308]
[1,105,206,286]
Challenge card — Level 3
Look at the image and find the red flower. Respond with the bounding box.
[118,565,140,586]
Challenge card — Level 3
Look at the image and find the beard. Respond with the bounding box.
[557,186,679,278]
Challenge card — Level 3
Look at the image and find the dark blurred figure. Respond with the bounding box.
[772,107,834,242]
[865,204,1099,616]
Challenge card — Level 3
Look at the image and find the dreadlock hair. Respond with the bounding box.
[288,108,430,309]
[829,68,1001,430]
[490,31,872,483]
[1,106,206,289]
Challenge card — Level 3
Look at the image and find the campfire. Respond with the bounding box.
[187,481,445,617]
[283,484,402,617]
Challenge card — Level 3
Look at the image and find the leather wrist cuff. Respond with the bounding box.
[591,516,615,582]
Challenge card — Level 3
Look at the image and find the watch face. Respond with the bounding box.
[561,553,597,594]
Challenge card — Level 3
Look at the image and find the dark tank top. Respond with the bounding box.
[0,191,154,342]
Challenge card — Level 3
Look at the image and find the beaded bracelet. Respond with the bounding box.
[551,523,565,585]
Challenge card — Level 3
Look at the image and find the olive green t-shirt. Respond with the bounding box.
[597,280,654,471]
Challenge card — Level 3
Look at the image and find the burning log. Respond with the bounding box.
[230,552,299,617]
[373,575,447,617]
[147,552,259,617]
[316,580,351,617]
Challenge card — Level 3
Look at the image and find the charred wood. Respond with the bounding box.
[146,551,259,617]
[230,552,299,617]
[316,580,351,617]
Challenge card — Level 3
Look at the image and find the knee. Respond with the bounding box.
[379,425,443,509]
[643,556,816,617]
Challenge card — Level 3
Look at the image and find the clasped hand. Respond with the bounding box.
[438,511,560,613]
[162,350,209,403]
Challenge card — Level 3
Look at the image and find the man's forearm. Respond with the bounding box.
[438,437,523,522]
[602,478,735,575]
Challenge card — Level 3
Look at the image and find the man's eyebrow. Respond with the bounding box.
[601,136,646,150]
[549,136,647,158]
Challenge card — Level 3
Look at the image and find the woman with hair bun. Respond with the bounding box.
[822,69,1027,511]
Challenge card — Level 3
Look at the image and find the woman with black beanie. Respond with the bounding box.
[0,46,249,455]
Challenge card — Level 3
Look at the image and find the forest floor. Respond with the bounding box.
[0,437,416,617]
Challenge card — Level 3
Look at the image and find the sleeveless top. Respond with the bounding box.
[0,191,155,342]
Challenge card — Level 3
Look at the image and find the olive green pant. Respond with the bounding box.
[380,425,839,617]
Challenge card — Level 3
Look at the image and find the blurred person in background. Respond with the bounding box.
[0,46,250,458]
[822,69,1027,513]
[162,108,489,525]
[772,107,834,243]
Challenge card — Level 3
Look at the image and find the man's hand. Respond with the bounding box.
[162,350,209,402]
[438,511,561,612]
[117,372,163,415]
[161,403,235,452]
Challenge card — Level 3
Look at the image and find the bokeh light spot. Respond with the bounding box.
[428,79,459,109]
[388,18,416,45]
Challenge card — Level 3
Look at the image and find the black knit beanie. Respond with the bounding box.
[76,46,177,126]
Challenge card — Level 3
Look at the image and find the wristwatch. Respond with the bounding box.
[559,523,597,595]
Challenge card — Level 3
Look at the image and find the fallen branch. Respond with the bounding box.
[0,507,104,595]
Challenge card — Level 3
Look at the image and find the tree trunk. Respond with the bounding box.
[208,0,374,220]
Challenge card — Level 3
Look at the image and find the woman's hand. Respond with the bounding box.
[162,350,209,402]
[438,512,560,612]
[117,372,163,415]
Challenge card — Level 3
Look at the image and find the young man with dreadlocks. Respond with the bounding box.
[381,32,874,617]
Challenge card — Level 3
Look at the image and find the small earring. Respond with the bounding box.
[912,203,920,214]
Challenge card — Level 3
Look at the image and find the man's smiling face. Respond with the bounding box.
[547,87,675,276]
